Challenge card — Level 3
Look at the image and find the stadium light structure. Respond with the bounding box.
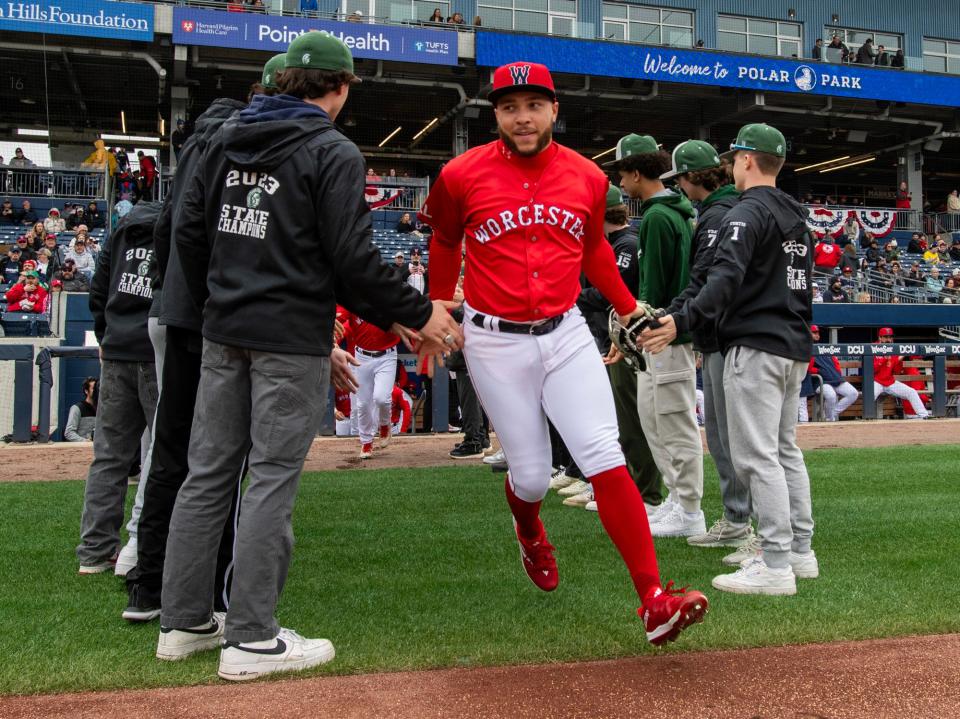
[412,118,439,141]
[378,126,403,148]
[101,133,161,144]
[819,156,876,173]
[121,110,127,135]
[592,146,616,160]
[795,155,851,173]
[17,128,49,137]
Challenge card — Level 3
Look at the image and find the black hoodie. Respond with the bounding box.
[673,186,813,362]
[578,225,639,351]
[175,94,431,356]
[89,202,160,361]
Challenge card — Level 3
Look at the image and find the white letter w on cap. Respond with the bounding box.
[509,65,531,84]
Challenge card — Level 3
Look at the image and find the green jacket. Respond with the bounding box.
[637,190,696,344]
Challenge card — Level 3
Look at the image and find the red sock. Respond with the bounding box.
[504,476,543,541]
[590,466,662,603]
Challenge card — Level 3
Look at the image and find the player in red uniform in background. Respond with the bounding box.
[391,384,411,434]
[419,61,707,645]
[873,327,930,418]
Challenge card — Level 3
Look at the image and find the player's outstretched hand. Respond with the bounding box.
[617,300,656,325]
[391,323,421,352]
[639,314,678,355]
[419,299,464,351]
[602,344,623,365]
[333,318,346,344]
[330,347,360,392]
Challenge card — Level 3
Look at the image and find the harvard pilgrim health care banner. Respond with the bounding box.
[0,0,154,42]
[476,32,960,108]
[173,8,457,66]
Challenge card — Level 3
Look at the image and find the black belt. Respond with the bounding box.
[471,312,566,336]
[356,347,390,358]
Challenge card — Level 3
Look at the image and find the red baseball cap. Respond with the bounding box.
[488,62,556,105]
[810,325,819,333]
[878,327,894,337]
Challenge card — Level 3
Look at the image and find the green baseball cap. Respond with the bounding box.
[261,53,286,90]
[602,134,661,168]
[661,140,721,180]
[606,184,625,208]
[720,123,786,160]
[285,31,356,76]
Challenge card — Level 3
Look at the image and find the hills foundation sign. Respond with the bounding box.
[0,0,154,41]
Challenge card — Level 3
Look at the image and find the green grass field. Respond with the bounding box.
[2,445,959,696]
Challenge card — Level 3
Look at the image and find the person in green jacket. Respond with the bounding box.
[604,133,705,538]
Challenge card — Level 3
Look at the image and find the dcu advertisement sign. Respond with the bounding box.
[476,32,960,108]
[173,8,456,66]
[0,0,153,41]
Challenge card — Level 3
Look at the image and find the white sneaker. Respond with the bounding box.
[557,479,590,497]
[483,448,506,465]
[722,532,761,566]
[157,612,226,661]
[646,494,676,522]
[649,505,706,538]
[712,556,796,596]
[788,550,820,579]
[549,468,577,491]
[562,488,593,508]
[686,518,752,548]
[115,538,138,577]
[218,627,335,682]
[584,499,598,512]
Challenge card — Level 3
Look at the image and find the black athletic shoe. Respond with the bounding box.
[123,584,162,623]
[449,443,484,459]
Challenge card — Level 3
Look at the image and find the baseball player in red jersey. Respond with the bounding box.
[340,310,402,457]
[391,384,412,434]
[418,61,708,645]
[874,327,930,418]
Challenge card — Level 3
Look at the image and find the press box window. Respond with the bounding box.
[479,0,578,37]
[601,3,694,47]
[923,38,960,75]
[718,15,801,58]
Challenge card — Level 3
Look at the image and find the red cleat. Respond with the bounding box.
[640,581,709,646]
[378,424,391,449]
[514,521,558,592]
[359,442,374,459]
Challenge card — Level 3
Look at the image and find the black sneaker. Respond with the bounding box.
[123,583,162,623]
[449,443,484,459]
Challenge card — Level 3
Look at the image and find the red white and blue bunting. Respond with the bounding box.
[365,185,403,210]
[854,209,897,238]
[805,208,897,239]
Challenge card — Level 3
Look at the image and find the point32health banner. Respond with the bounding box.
[173,8,456,67]
[0,0,153,42]
[476,32,960,108]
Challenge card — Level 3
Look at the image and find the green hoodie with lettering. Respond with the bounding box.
[636,190,696,345]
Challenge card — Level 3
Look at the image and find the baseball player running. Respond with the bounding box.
[658,141,752,549]
[874,327,930,418]
[419,61,708,645]
[641,123,817,596]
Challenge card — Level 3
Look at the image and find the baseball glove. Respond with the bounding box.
[608,305,663,367]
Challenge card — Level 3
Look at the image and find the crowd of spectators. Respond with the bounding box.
[813,35,905,67]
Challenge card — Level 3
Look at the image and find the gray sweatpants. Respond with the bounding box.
[77,359,158,565]
[161,340,330,643]
[724,346,814,568]
[701,351,750,524]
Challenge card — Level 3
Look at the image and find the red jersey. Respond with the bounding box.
[390,386,411,432]
[341,311,399,352]
[335,389,351,416]
[419,140,635,322]
[873,355,904,386]
[813,242,842,269]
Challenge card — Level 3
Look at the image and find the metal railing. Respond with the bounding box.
[0,166,111,202]
[813,268,957,305]
[926,212,960,235]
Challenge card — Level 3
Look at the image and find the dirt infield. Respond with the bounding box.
[0,419,956,483]
[3,633,958,718]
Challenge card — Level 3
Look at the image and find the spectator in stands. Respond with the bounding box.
[827,35,849,62]
[43,208,65,236]
[923,243,943,265]
[840,265,857,291]
[395,212,417,234]
[0,198,15,224]
[812,283,823,303]
[8,148,34,193]
[811,38,823,59]
[875,45,890,66]
[15,235,35,262]
[884,239,900,261]
[949,239,960,262]
[53,259,90,292]
[42,234,63,269]
[925,266,944,299]
[473,15,482,25]
[823,278,849,303]
[859,229,875,250]
[948,189,960,216]
[137,151,157,200]
[22,221,44,250]
[895,181,911,209]
[428,8,444,22]
[855,38,876,65]
[449,11,465,23]
[67,207,87,231]
[64,377,98,441]
[855,291,872,303]
[891,49,905,68]
[943,276,959,303]
[906,261,925,286]
[813,235,842,273]
[839,242,859,274]
[171,119,189,160]
[889,260,906,290]
[5,271,47,313]
[348,10,363,21]
[874,328,929,417]
[65,237,95,281]
[1,246,23,284]
[935,235,950,263]
[116,169,137,200]
[35,248,56,284]
[17,200,37,226]
[907,232,927,253]
[407,248,427,294]
[86,201,104,229]
[393,251,411,282]
[842,215,859,245]
[114,148,130,172]
[82,139,118,177]
[865,238,882,265]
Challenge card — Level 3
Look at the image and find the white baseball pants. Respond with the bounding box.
[356,347,397,443]
[874,381,930,418]
[823,382,858,420]
[463,304,625,503]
